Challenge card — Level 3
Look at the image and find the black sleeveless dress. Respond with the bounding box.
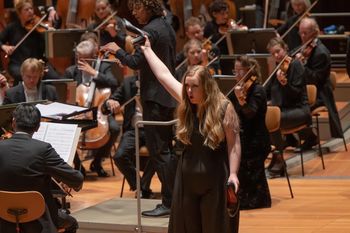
[168,105,239,233]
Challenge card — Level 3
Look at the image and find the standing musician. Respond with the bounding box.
[228,56,271,209]
[295,17,343,148]
[0,0,60,86]
[277,0,311,51]
[103,75,156,199]
[0,103,83,233]
[101,0,177,217]
[265,37,310,178]
[87,0,127,47]
[63,39,120,177]
[2,58,58,105]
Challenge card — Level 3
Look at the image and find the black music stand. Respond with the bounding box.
[226,28,278,54]
[42,79,77,104]
[45,29,99,58]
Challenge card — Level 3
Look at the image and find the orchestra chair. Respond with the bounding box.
[0,191,45,233]
[120,146,150,198]
[265,106,294,198]
[311,71,347,151]
[281,85,325,177]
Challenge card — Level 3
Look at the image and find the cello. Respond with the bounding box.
[76,52,111,149]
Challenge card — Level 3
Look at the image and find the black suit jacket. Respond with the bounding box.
[2,82,58,105]
[0,133,83,233]
[304,39,343,138]
[115,16,177,108]
[63,62,118,91]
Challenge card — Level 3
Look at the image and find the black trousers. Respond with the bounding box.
[142,101,177,208]
[114,128,155,191]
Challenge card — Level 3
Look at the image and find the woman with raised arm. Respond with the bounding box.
[141,38,241,233]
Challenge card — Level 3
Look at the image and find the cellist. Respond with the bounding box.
[63,39,120,177]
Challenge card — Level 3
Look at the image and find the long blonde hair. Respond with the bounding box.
[176,65,236,150]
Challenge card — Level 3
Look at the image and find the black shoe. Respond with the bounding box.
[301,136,318,150]
[90,163,109,177]
[141,204,170,217]
[285,134,299,148]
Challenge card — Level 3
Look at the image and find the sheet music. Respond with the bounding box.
[33,122,81,165]
[36,102,87,119]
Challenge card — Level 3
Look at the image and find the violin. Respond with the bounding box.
[236,75,257,102]
[218,19,248,34]
[1,127,13,140]
[263,55,292,87]
[25,15,51,32]
[94,11,118,31]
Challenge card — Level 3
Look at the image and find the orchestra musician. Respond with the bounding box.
[101,0,177,218]
[0,73,9,105]
[277,0,311,51]
[0,0,60,86]
[2,58,58,105]
[0,103,83,233]
[265,37,311,178]
[103,75,156,199]
[176,17,221,74]
[228,56,271,209]
[87,0,127,47]
[63,39,120,177]
[295,17,344,148]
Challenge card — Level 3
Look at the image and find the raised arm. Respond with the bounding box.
[141,39,183,103]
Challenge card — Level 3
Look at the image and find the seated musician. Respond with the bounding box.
[176,17,220,73]
[103,75,155,198]
[265,37,311,178]
[0,73,9,105]
[0,103,83,233]
[87,0,127,47]
[277,0,311,51]
[228,55,272,209]
[2,57,58,105]
[63,39,120,177]
[295,17,344,149]
[0,0,60,86]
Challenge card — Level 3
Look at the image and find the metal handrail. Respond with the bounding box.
[134,119,178,233]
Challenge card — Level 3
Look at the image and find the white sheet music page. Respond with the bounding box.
[36,102,87,119]
[33,122,81,165]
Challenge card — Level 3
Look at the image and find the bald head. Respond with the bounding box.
[299,17,319,44]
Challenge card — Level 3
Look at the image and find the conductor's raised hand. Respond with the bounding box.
[140,35,151,52]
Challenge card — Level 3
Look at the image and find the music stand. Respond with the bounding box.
[226,28,278,54]
[42,79,77,104]
[45,29,99,58]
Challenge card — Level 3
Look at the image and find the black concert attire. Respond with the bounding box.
[115,15,177,209]
[0,19,60,85]
[204,21,231,74]
[63,62,120,176]
[169,101,239,233]
[0,133,83,233]
[103,75,155,196]
[228,82,272,210]
[87,16,126,47]
[347,36,350,78]
[277,14,302,51]
[303,39,343,139]
[2,82,58,105]
[265,59,311,150]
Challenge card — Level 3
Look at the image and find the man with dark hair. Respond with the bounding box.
[0,104,84,233]
[101,0,177,217]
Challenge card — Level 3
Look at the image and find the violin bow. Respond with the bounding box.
[281,0,319,39]
[263,54,290,87]
[226,64,256,97]
[6,14,47,58]
[94,10,118,31]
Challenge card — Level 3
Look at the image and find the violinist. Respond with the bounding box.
[87,0,127,47]
[63,40,120,177]
[277,0,311,51]
[295,17,343,148]
[265,37,310,178]
[3,58,58,105]
[176,17,221,74]
[0,0,60,86]
[228,56,271,210]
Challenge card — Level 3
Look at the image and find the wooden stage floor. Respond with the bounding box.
[69,139,350,233]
